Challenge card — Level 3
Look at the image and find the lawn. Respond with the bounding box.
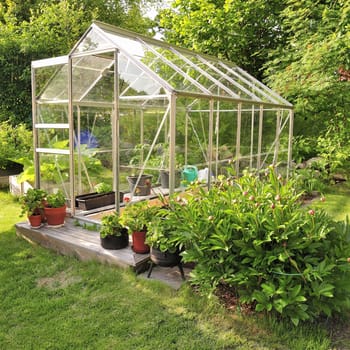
[312,182,350,221]
[0,189,349,349]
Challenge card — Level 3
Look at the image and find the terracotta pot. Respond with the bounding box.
[28,214,42,228]
[132,231,150,254]
[44,205,66,226]
[100,230,129,250]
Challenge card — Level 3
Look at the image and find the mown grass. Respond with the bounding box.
[0,189,348,349]
[312,182,350,221]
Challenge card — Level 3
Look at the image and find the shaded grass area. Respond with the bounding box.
[0,189,347,349]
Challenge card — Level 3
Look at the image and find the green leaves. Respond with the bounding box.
[166,166,350,324]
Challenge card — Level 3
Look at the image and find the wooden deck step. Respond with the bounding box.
[15,218,150,273]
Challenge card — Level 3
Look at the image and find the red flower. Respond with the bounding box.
[124,196,130,203]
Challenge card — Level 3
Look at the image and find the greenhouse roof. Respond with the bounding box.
[33,21,292,108]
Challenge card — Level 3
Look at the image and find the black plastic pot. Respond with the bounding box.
[149,247,182,267]
[100,229,129,250]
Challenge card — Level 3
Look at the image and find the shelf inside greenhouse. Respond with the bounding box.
[31,20,293,218]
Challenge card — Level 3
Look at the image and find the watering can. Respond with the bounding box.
[182,165,198,184]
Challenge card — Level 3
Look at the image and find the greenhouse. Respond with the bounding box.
[31,21,293,217]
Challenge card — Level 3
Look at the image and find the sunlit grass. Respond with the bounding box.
[311,182,350,221]
[0,188,348,349]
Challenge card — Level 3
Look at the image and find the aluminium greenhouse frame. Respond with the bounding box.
[31,21,293,217]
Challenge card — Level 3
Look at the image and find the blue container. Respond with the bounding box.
[182,165,198,183]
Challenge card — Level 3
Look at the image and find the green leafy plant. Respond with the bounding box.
[145,206,181,253]
[20,188,47,216]
[120,200,159,233]
[100,212,125,238]
[46,190,66,208]
[167,165,350,325]
[293,168,326,197]
[94,182,113,194]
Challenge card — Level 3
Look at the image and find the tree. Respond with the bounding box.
[265,0,350,144]
[0,0,156,126]
[158,0,287,79]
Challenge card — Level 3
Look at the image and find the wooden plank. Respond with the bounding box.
[15,218,150,272]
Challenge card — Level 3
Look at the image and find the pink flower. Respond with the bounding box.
[308,209,315,216]
[275,194,281,201]
[243,191,248,196]
[271,203,275,209]
[320,197,326,202]
[124,196,130,203]
[249,195,255,201]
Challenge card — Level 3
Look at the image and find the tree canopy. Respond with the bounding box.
[159,0,349,162]
[0,0,156,125]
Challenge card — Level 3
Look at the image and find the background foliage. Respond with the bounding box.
[0,0,155,126]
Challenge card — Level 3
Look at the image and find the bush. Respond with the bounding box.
[169,166,350,325]
[0,121,32,169]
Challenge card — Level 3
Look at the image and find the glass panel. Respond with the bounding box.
[160,49,234,98]
[175,97,211,186]
[72,54,114,102]
[214,100,237,176]
[139,43,205,94]
[104,31,206,94]
[36,104,68,124]
[37,128,69,150]
[119,53,163,96]
[215,61,277,104]
[36,64,68,101]
[73,106,113,195]
[74,28,113,53]
[119,105,170,195]
[38,153,70,199]
[260,109,279,167]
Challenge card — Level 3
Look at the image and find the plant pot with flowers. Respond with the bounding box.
[44,190,67,227]
[20,188,47,228]
[120,200,158,254]
[100,212,129,250]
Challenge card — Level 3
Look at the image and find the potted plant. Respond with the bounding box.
[100,212,129,250]
[145,206,185,279]
[20,188,47,228]
[44,190,67,226]
[75,182,124,210]
[127,174,153,196]
[120,200,158,254]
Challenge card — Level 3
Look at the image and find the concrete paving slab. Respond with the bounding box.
[139,265,192,289]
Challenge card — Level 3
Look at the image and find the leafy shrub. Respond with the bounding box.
[0,121,32,169]
[46,190,66,208]
[169,166,350,325]
[293,168,326,196]
[100,213,125,238]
